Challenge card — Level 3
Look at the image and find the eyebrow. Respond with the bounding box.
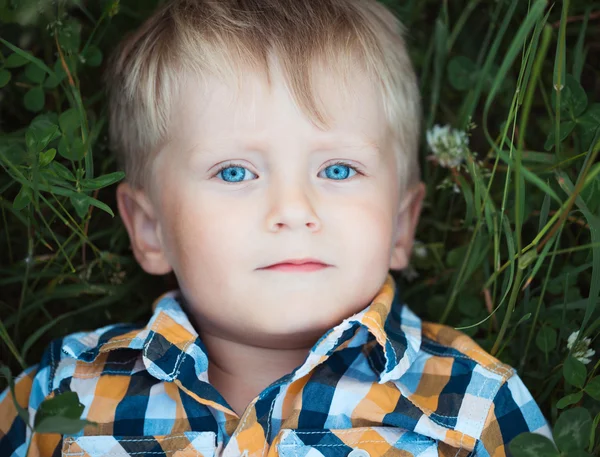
[315,137,381,155]
[190,135,381,158]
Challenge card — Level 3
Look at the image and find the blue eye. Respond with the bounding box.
[322,162,358,180]
[214,161,360,183]
[215,165,256,183]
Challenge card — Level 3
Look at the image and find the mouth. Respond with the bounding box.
[259,262,330,272]
[258,258,331,272]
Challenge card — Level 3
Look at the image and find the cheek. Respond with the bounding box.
[157,187,208,274]
[162,193,251,277]
[337,194,395,244]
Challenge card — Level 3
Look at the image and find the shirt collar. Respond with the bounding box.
[290,272,422,384]
[66,272,421,384]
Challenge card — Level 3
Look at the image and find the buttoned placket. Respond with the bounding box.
[220,382,285,457]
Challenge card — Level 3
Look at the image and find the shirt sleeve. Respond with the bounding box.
[0,365,40,457]
[0,342,60,457]
[475,371,554,456]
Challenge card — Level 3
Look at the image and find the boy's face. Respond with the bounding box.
[117,59,425,349]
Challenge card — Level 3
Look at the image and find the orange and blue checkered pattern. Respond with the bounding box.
[0,273,553,456]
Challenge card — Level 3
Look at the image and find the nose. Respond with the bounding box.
[265,175,322,233]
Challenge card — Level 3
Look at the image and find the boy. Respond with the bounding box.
[1,0,553,456]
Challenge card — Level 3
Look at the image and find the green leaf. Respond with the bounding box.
[34,391,94,434]
[68,192,115,218]
[446,244,468,268]
[13,185,32,211]
[35,416,94,434]
[553,407,592,452]
[0,69,11,88]
[4,52,30,68]
[104,0,120,16]
[42,72,60,89]
[53,57,67,77]
[447,56,476,91]
[81,171,125,190]
[592,412,600,452]
[57,19,82,53]
[34,392,83,425]
[23,86,45,112]
[565,451,592,457]
[58,136,85,161]
[81,46,102,67]
[0,142,28,166]
[59,108,81,136]
[26,119,60,152]
[87,196,115,218]
[580,168,600,215]
[556,391,583,409]
[34,112,59,125]
[48,161,77,182]
[519,249,538,269]
[577,104,600,151]
[70,193,91,218]
[551,74,588,118]
[584,376,600,400]
[564,355,587,388]
[509,432,559,457]
[515,313,531,327]
[0,39,56,78]
[39,148,56,167]
[536,326,557,353]
[24,61,46,84]
[43,59,67,89]
[544,120,576,151]
[568,76,588,117]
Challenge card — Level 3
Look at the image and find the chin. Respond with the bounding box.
[254,311,345,339]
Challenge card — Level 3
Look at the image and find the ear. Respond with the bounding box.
[116,182,173,275]
[389,181,426,271]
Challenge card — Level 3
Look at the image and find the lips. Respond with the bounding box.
[262,258,328,268]
[258,257,330,271]
[260,262,329,272]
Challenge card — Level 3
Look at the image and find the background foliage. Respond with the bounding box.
[1,0,599,454]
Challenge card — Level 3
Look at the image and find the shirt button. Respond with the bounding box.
[348,449,370,457]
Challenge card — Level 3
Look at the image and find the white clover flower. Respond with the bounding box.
[567,330,595,365]
[567,331,580,348]
[426,124,469,168]
[401,264,419,282]
[413,240,428,259]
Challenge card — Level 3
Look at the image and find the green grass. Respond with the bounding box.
[1,0,599,454]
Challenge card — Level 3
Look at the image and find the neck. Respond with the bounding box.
[199,329,314,416]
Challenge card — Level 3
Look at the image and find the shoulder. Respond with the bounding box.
[0,323,148,456]
[20,321,146,402]
[419,321,514,379]
[390,321,540,451]
[47,322,147,390]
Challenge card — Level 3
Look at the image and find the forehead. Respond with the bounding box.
[172,58,387,151]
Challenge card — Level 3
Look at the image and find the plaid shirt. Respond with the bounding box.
[1,273,552,457]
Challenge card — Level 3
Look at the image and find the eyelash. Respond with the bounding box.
[212,160,364,181]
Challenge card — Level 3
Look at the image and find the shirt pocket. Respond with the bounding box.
[61,431,217,457]
[273,427,455,457]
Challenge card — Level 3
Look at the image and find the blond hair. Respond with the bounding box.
[104,0,421,193]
